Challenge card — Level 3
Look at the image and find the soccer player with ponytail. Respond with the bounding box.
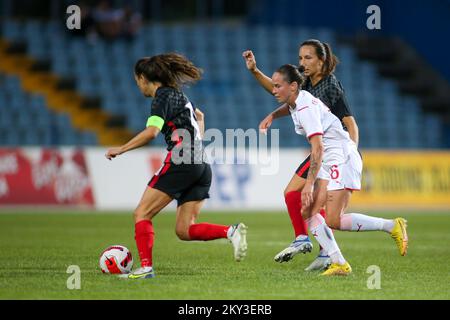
[106,53,247,279]
[270,64,408,275]
[244,40,406,271]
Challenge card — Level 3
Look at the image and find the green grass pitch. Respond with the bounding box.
[0,211,449,299]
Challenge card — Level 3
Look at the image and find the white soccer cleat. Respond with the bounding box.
[304,254,332,272]
[118,266,155,279]
[274,235,313,263]
[228,223,248,262]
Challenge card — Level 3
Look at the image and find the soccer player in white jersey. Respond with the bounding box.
[244,40,359,271]
[269,64,408,275]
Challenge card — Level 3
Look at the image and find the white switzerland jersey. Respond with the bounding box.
[289,90,356,165]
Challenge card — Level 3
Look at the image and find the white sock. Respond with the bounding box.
[226,226,233,239]
[340,213,395,233]
[296,234,309,241]
[306,214,346,265]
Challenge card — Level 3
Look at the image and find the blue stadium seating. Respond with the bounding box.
[0,19,445,148]
[0,73,98,146]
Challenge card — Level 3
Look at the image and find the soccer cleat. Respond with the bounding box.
[274,235,313,263]
[305,254,332,272]
[391,218,408,256]
[228,223,248,262]
[119,266,155,279]
[320,262,352,276]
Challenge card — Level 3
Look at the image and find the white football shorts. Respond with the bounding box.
[317,148,362,191]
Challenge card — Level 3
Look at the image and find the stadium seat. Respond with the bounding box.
[1,20,444,149]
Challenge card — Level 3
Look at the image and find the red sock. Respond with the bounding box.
[135,220,154,267]
[319,208,327,220]
[285,191,308,237]
[188,223,229,241]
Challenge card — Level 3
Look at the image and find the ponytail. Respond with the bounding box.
[134,53,203,89]
[322,42,339,76]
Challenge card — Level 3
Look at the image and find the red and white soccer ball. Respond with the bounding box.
[99,245,133,274]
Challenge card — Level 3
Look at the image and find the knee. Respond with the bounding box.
[133,205,157,223]
[133,208,145,222]
[284,188,296,198]
[301,208,310,220]
[175,225,190,241]
[325,215,341,229]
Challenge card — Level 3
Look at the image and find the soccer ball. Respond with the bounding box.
[99,245,133,274]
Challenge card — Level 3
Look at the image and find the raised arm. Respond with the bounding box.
[105,124,160,160]
[242,50,274,94]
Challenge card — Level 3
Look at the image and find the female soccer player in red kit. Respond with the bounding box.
[106,53,247,279]
[243,40,360,271]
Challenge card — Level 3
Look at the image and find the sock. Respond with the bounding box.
[188,223,228,241]
[306,214,346,265]
[135,220,154,268]
[285,191,308,237]
[318,208,327,252]
[340,213,395,233]
[319,208,327,220]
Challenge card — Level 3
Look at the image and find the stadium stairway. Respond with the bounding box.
[0,37,133,146]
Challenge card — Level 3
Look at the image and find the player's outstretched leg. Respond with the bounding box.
[338,213,408,256]
[186,221,248,262]
[326,190,409,256]
[177,200,248,262]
